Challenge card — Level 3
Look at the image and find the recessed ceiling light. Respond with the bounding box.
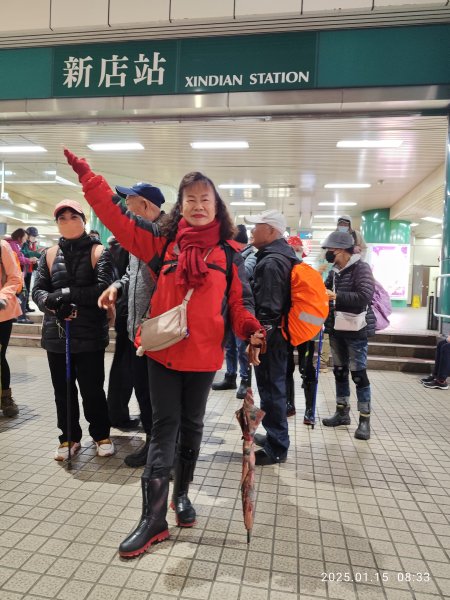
[421,217,443,224]
[313,215,338,219]
[318,202,357,206]
[30,202,37,207]
[219,184,261,189]
[87,143,144,151]
[311,224,335,229]
[410,222,419,227]
[230,202,266,206]
[0,146,46,153]
[0,209,14,216]
[191,142,249,149]
[324,183,371,189]
[430,234,442,238]
[44,170,57,176]
[337,140,403,148]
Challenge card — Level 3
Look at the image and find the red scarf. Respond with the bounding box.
[175,218,221,289]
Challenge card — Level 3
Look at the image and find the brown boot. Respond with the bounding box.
[1,388,18,417]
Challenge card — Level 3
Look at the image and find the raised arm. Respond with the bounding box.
[64,149,166,264]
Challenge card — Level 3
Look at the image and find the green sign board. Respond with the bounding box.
[0,24,448,101]
[53,32,317,97]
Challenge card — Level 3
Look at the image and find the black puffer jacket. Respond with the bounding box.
[251,238,297,325]
[32,233,114,353]
[324,255,376,339]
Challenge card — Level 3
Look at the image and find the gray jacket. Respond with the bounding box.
[113,255,155,341]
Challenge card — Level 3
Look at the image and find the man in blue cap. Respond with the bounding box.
[99,181,165,466]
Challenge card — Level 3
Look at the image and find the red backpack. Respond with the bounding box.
[282,262,329,346]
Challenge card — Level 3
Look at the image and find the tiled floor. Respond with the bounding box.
[0,346,449,600]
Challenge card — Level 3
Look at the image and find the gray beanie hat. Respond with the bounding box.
[337,215,352,225]
[322,231,354,249]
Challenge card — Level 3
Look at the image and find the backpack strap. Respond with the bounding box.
[46,245,59,273]
[91,243,104,268]
[46,243,104,273]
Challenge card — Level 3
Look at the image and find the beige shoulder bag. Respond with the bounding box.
[137,248,213,354]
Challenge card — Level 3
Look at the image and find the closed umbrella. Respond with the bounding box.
[235,387,265,543]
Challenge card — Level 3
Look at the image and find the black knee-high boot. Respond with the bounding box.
[170,447,197,527]
[119,476,169,558]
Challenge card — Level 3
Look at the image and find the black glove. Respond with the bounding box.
[0,299,7,310]
[46,290,64,310]
[56,303,77,321]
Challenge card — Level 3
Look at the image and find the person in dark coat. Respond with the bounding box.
[321,231,375,440]
[244,210,297,465]
[32,199,115,461]
[212,224,256,399]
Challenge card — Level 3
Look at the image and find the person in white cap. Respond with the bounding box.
[244,209,297,465]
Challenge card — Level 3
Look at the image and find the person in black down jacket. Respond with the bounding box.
[32,199,115,461]
[321,231,375,440]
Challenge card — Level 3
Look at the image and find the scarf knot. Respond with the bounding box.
[175,218,221,289]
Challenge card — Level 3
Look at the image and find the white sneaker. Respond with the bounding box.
[54,441,81,461]
[96,438,115,457]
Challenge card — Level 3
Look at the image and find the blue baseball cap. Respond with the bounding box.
[115,182,165,208]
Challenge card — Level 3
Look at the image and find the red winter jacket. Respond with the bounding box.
[80,172,261,372]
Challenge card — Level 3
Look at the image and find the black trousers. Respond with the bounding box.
[47,350,110,444]
[107,317,133,426]
[143,358,215,479]
[0,319,13,390]
[107,324,153,433]
[286,340,316,405]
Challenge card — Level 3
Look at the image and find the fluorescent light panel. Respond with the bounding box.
[430,234,442,238]
[87,143,144,151]
[219,184,260,189]
[313,215,339,219]
[324,183,371,189]
[17,203,37,213]
[56,175,78,187]
[337,140,403,148]
[230,202,266,206]
[421,217,443,224]
[0,146,46,153]
[191,141,249,149]
[318,202,357,206]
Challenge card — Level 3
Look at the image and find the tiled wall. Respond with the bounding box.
[0,0,448,33]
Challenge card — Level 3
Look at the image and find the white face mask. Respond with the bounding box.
[338,225,349,233]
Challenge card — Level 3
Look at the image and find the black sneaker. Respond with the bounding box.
[254,433,266,447]
[419,375,435,384]
[423,379,448,390]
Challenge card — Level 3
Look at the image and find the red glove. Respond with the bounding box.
[64,148,91,182]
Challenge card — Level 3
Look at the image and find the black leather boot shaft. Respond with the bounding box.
[354,415,371,440]
[171,447,197,527]
[124,434,151,468]
[119,476,169,558]
[212,373,237,390]
[236,379,250,400]
[322,404,351,427]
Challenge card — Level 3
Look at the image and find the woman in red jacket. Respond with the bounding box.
[65,149,265,558]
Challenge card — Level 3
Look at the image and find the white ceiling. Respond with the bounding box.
[0,113,447,251]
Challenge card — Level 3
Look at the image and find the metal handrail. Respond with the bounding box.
[433,274,450,318]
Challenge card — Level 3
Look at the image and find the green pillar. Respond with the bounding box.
[89,210,112,245]
[361,209,411,308]
[360,208,390,243]
[441,123,450,326]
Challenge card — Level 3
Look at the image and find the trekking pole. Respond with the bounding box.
[311,327,324,430]
[65,319,72,469]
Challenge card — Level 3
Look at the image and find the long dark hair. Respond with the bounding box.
[159,172,236,241]
[11,228,27,242]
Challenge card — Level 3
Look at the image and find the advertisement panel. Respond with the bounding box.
[366,244,410,300]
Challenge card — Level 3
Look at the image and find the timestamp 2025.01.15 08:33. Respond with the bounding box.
[321,572,431,584]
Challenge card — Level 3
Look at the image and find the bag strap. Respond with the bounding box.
[46,243,103,273]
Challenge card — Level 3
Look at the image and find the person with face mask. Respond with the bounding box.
[336,216,367,260]
[22,226,42,313]
[32,200,115,461]
[321,231,375,440]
